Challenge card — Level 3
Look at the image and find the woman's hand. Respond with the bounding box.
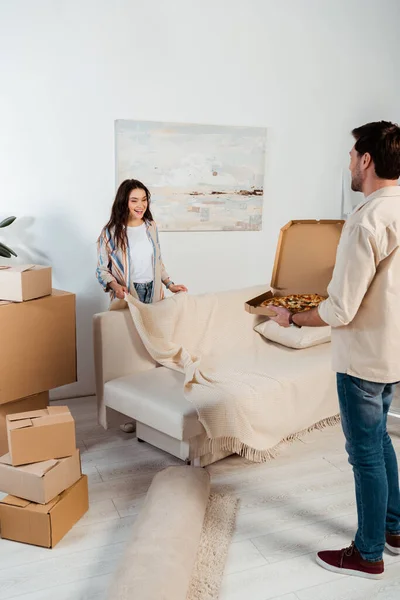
[110,281,128,300]
[169,284,188,294]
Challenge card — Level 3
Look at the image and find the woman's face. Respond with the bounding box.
[128,188,148,222]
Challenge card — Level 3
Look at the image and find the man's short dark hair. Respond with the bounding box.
[352,121,400,180]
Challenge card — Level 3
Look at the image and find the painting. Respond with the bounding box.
[115,120,267,231]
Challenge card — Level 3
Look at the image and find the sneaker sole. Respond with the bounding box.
[316,554,384,580]
[385,542,400,555]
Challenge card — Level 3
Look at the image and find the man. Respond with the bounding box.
[270,121,400,580]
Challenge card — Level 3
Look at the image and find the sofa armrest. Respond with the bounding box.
[93,309,156,428]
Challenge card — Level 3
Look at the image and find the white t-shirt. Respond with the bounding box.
[127,224,153,283]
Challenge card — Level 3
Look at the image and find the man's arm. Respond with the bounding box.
[317,224,378,328]
[292,307,327,327]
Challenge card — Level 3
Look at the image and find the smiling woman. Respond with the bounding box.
[96,179,188,434]
[96,179,187,306]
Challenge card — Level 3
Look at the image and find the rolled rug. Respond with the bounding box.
[109,466,211,600]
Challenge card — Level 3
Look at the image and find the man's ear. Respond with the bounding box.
[361,152,372,170]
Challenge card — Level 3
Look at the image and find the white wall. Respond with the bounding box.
[1,0,399,398]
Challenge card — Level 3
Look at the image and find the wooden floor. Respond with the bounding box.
[1,397,400,600]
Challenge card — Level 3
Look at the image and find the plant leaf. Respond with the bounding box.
[0,241,17,257]
[0,216,16,229]
[0,247,11,258]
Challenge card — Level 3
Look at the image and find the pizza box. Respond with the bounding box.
[245,220,344,317]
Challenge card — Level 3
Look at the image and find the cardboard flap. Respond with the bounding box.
[18,458,59,477]
[270,220,344,296]
[0,495,31,508]
[29,495,60,513]
[7,418,34,431]
[47,406,71,416]
[0,453,12,465]
[2,265,35,274]
[0,453,58,476]
[7,409,48,422]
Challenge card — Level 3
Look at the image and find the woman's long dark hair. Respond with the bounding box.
[105,179,154,252]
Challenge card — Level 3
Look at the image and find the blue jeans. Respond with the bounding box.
[337,373,400,561]
[133,281,153,304]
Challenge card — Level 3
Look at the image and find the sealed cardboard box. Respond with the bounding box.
[0,475,88,548]
[0,265,52,302]
[0,290,76,404]
[0,392,49,456]
[0,449,81,504]
[7,406,76,466]
[245,220,344,316]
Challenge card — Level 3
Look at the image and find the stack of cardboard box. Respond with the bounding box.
[0,265,76,453]
[0,264,84,546]
[0,406,88,547]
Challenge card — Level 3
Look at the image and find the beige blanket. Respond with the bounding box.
[126,289,339,461]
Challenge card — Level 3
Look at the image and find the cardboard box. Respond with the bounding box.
[0,392,49,456]
[0,475,88,548]
[0,449,81,504]
[7,406,76,466]
[0,290,77,404]
[0,265,52,302]
[245,220,344,316]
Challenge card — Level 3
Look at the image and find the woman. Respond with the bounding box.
[96,178,187,432]
[97,179,187,304]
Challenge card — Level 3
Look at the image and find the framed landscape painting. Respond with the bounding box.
[115,120,267,231]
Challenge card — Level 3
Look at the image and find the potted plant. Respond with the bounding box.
[0,217,17,258]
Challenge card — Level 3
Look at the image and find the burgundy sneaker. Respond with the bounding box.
[316,542,384,580]
[386,532,400,555]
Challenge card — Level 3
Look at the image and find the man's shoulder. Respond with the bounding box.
[351,193,400,232]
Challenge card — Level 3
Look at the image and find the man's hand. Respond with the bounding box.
[270,305,328,328]
[268,306,291,328]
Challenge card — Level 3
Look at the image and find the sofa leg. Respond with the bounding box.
[185,458,191,466]
[137,438,145,443]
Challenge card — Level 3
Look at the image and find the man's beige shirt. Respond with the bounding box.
[318,186,400,383]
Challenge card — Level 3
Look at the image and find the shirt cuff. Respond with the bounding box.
[318,298,346,328]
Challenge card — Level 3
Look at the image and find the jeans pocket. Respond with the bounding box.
[350,376,385,397]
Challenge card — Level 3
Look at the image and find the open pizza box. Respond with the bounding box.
[245,220,344,317]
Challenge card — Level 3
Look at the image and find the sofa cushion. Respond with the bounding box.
[254,319,331,349]
[104,367,204,441]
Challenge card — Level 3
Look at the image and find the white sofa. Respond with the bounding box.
[94,285,339,466]
[93,305,232,466]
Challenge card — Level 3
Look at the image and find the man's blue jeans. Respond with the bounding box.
[337,374,400,561]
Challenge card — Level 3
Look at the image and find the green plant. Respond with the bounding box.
[0,216,17,258]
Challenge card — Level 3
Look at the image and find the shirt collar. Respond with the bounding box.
[351,185,400,215]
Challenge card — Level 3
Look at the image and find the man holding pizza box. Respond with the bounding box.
[271,120,400,580]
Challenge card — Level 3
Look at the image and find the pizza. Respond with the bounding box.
[260,293,325,313]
